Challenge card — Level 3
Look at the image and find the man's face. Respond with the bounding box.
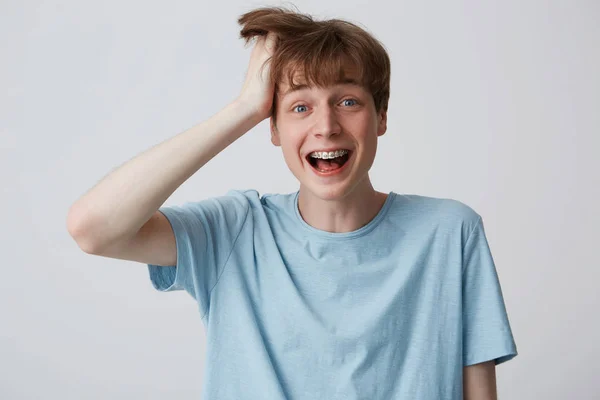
[270,73,387,200]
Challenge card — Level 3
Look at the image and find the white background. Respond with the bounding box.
[2,0,599,398]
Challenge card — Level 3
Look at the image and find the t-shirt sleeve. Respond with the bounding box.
[147,191,250,318]
[462,215,518,367]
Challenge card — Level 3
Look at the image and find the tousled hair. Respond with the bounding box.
[238,6,391,120]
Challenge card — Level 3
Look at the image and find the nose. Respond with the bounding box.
[312,105,341,138]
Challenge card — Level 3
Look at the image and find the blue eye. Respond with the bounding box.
[343,99,357,106]
[293,105,308,113]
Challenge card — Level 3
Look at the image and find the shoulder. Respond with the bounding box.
[223,188,285,210]
[225,189,298,213]
[395,192,480,219]
[217,189,297,222]
[165,189,257,230]
[392,192,482,233]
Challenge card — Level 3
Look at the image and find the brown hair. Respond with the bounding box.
[238,6,391,120]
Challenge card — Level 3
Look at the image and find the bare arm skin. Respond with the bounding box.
[67,33,278,263]
[463,360,498,400]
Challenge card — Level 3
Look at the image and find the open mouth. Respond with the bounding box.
[306,151,352,173]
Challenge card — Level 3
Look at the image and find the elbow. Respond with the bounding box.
[66,204,104,254]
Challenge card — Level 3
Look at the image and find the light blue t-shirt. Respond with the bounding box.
[147,189,517,399]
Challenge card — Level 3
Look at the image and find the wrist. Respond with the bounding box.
[233,96,270,124]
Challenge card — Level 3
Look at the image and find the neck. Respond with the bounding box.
[297,178,388,233]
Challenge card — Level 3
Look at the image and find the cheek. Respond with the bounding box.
[278,124,302,148]
[278,131,304,162]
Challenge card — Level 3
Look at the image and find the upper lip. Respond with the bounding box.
[305,147,352,156]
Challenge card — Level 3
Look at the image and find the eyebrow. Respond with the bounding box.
[280,78,362,99]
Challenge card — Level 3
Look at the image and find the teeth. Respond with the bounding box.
[309,149,349,159]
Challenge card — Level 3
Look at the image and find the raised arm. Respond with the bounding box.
[66,33,278,260]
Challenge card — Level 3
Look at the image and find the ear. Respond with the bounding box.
[270,117,281,146]
[377,109,388,137]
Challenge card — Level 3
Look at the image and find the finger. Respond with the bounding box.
[264,32,278,52]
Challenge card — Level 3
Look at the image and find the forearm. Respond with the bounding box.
[463,361,497,400]
[67,99,261,252]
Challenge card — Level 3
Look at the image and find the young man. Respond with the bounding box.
[67,7,517,400]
